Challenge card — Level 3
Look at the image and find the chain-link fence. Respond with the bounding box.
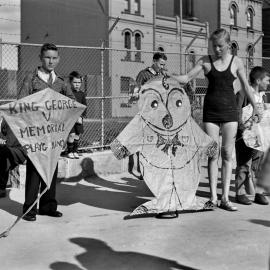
[0,42,270,150]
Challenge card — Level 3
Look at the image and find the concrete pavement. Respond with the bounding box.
[0,154,269,270]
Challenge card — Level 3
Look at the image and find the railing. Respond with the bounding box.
[0,42,269,150]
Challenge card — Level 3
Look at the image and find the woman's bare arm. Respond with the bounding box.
[170,57,206,84]
[235,57,261,121]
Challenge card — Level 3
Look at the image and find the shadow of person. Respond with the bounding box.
[0,189,23,216]
[249,219,270,227]
[57,157,97,183]
[57,157,154,213]
[50,237,199,270]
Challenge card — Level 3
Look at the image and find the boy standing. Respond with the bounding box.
[18,43,75,221]
[66,71,87,159]
[235,66,270,205]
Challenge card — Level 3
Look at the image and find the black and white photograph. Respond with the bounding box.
[0,1,269,269]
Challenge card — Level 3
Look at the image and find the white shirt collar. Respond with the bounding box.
[37,68,56,84]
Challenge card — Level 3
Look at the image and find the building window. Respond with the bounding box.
[120,76,132,93]
[231,42,238,56]
[247,45,254,69]
[124,31,131,61]
[247,8,254,29]
[229,3,237,26]
[124,0,131,13]
[134,0,141,15]
[134,33,141,62]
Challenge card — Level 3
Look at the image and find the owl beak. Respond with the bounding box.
[162,113,173,129]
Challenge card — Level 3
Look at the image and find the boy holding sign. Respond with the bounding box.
[235,66,270,205]
[66,71,87,159]
[18,43,75,221]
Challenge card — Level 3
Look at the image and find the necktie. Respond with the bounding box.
[48,72,53,87]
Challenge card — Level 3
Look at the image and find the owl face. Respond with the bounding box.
[138,77,191,135]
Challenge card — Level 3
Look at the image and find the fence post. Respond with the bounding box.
[101,42,105,147]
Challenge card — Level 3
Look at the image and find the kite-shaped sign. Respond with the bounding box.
[111,76,217,218]
[0,88,86,188]
[242,103,270,152]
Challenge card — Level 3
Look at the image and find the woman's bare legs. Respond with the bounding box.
[204,122,220,203]
[220,122,238,202]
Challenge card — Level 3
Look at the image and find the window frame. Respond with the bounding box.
[134,0,141,15]
[247,44,254,69]
[120,76,132,94]
[230,5,237,26]
[229,2,239,28]
[124,0,131,13]
[230,41,238,56]
[123,30,132,61]
[246,6,255,30]
[134,32,142,62]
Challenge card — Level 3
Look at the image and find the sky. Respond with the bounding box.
[0,0,20,43]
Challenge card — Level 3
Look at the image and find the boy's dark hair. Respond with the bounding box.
[69,71,82,82]
[249,66,269,85]
[153,52,167,61]
[40,43,58,56]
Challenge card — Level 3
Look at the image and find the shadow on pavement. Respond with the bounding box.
[58,157,238,213]
[50,237,199,270]
[249,219,270,227]
[0,190,22,216]
[57,157,153,213]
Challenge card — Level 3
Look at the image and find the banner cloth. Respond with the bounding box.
[0,88,86,188]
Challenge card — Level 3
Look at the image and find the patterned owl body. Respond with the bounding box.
[111,76,217,217]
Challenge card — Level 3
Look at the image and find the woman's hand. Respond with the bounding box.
[76,117,83,124]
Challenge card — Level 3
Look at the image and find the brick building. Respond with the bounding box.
[20,0,264,117]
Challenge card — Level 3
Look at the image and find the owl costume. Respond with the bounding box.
[111,76,217,218]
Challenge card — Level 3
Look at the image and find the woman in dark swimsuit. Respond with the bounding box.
[172,28,260,211]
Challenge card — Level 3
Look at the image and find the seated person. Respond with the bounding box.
[0,119,27,198]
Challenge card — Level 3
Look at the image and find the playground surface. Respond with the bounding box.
[0,155,269,270]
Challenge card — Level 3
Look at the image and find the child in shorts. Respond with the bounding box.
[67,71,87,159]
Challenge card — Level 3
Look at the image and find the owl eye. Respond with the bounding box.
[176,100,182,107]
[151,100,158,109]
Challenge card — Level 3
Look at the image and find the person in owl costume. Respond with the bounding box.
[111,76,217,218]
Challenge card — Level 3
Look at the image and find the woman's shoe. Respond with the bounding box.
[203,200,218,210]
[156,211,179,219]
[219,200,238,211]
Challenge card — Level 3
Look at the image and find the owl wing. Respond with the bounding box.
[189,118,218,158]
[110,114,144,160]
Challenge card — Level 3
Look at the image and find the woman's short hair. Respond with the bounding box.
[210,28,230,43]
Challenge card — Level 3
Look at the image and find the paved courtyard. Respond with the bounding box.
[0,161,269,270]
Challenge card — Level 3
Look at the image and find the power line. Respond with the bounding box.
[0,17,20,23]
[0,4,19,7]
[0,32,20,36]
